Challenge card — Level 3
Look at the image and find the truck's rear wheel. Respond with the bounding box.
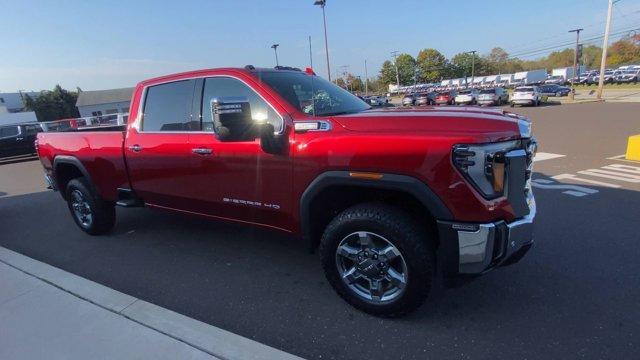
[319,203,434,317]
[66,178,115,235]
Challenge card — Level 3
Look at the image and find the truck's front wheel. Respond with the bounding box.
[319,203,434,317]
[66,178,115,235]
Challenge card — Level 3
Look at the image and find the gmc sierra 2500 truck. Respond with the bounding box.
[36,66,537,316]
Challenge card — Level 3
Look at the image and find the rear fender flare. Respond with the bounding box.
[53,155,96,199]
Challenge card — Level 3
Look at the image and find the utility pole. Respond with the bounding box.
[364,59,369,95]
[568,28,583,100]
[270,44,280,67]
[391,51,400,94]
[314,0,331,81]
[597,0,614,100]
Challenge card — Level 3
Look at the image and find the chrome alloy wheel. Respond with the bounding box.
[335,231,408,303]
[70,189,93,228]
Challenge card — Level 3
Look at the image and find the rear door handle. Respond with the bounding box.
[192,148,213,155]
[16,137,24,141]
[129,144,143,152]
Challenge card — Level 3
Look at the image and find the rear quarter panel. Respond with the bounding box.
[37,131,128,201]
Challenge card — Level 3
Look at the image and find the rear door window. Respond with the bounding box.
[142,80,197,131]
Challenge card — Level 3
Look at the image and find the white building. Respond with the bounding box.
[76,87,134,117]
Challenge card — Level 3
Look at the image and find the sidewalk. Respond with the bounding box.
[0,247,302,360]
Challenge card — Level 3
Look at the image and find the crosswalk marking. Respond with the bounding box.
[578,169,640,183]
[603,164,640,174]
[552,173,621,188]
[531,179,599,197]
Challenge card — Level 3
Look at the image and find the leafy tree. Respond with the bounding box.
[23,85,80,122]
[607,39,640,66]
[582,45,602,68]
[379,60,397,86]
[395,54,418,85]
[450,52,484,78]
[416,49,448,83]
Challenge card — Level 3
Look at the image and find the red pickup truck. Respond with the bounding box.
[37,66,537,316]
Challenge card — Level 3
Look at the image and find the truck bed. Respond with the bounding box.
[36,130,129,201]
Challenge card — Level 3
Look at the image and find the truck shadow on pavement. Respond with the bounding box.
[1,173,638,359]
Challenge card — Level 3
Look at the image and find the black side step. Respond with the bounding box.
[116,188,144,207]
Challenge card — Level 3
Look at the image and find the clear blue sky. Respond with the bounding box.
[1,0,638,91]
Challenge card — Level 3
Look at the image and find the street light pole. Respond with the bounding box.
[568,28,583,100]
[364,59,369,95]
[467,50,477,87]
[314,0,331,82]
[270,44,280,67]
[391,51,400,94]
[597,0,614,100]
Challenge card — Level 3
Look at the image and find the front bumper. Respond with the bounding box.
[437,195,536,276]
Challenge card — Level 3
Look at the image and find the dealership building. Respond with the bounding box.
[75,87,134,118]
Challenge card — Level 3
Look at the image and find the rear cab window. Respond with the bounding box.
[142,80,198,131]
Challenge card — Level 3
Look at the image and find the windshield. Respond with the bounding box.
[458,90,472,94]
[480,89,496,94]
[515,87,534,92]
[255,70,370,116]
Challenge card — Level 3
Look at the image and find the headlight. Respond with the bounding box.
[453,140,522,199]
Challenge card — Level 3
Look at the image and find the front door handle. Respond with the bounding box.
[192,148,213,155]
[16,137,24,141]
[129,144,143,152]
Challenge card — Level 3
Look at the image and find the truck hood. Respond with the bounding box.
[330,107,527,142]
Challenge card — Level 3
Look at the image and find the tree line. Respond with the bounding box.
[342,34,640,93]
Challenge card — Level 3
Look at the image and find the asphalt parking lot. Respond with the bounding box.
[1,103,639,359]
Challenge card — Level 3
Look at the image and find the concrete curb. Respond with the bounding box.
[0,247,303,360]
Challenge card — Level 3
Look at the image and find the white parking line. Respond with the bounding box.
[533,152,566,162]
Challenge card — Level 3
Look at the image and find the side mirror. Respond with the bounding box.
[211,98,257,141]
[259,123,285,154]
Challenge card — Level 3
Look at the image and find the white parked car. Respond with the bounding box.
[510,86,543,107]
[454,89,479,105]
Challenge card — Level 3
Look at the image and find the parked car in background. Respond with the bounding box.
[402,93,417,106]
[511,86,544,107]
[435,90,457,105]
[454,89,479,105]
[544,75,566,85]
[477,88,509,106]
[615,69,639,84]
[0,123,43,158]
[366,95,389,106]
[594,70,620,84]
[415,92,436,106]
[538,84,571,97]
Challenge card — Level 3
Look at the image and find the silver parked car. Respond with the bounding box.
[477,88,509,106]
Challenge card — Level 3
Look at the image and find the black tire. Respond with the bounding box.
[66,178,115,235]
[319,203,434,317]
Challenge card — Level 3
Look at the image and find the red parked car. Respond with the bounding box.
[36,66,537,316]
[434,90,457,105]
